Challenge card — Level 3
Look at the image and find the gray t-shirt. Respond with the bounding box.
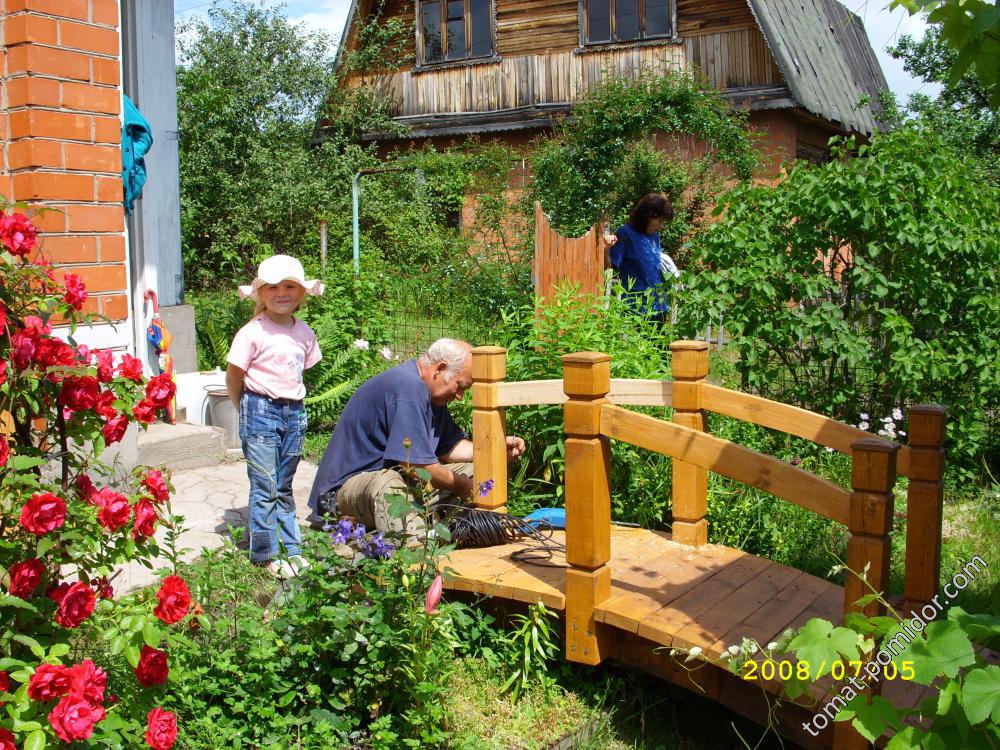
[307,360,466,516]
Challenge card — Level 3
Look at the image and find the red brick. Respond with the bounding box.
[59,20,119,56]
[66,203,123,232]
[9,109,90,141]
[92,115,119,144]
[4,45,91,82]
[91,57,119,86]
[4,76,61,108]
[100,293,128,321]
[2,0,88,20]
[61,81,120,115]
[34,233,99,264]
[72,262,126,293]
[96,175,120,202]
[30,205,67,232]
[6,139,63,170]
[91,0,119,27]
[12,171,94,201]
[3,14,58,45]
[98,234,125,262]
[63,142,118,172]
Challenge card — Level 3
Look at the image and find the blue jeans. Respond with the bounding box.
[239,390,306,563]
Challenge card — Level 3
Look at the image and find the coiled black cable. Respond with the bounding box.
[438,504,568,567]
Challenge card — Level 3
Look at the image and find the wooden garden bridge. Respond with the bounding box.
[443,342,947,750]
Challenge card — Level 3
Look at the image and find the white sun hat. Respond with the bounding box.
[238,255,324,300]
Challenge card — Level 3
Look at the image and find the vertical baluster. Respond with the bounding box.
[670,340,709,546]
[471,346,508,512]
[903,405,946,614]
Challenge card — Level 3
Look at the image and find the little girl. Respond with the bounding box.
[226,255,323,576]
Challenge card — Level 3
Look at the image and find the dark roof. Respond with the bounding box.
[746,0,889,133]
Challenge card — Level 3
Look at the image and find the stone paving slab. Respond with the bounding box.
[118,458,318,591]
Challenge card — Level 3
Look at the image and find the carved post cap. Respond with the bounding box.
[851,438,899,493]
[670,340,709,379]
[908,405,947,446]
[472,346,507,381]
[562,352,611,397]
[669,340,710,353]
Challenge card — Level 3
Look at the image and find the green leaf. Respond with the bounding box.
[937,678,960,715]
[962,665,1000,725]
[125,645,140,669]
[0,595,39,613]
[893,621,975,685]
[23,729,47,750]
[787,618,861,679]
[10,456,46,471]
[48,643,70,659]
[839,694,902,743]
[12,634,45,659]
[885,726,926,749]
[142,620,163,649]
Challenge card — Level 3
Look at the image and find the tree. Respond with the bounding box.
[889,25,998,185]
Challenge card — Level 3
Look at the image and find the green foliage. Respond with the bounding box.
[531,69,757,256]
[189,290,254,370]
[680,125,1000,470]
[501,602,560,700]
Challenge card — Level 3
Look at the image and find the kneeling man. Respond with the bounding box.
[308,338,525,533]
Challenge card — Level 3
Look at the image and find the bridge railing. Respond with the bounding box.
[469,344,946,622]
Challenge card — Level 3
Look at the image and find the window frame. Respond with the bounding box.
[579,0,677,47]
[416,0,498,69]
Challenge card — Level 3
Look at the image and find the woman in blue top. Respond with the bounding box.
[603,193,677,322]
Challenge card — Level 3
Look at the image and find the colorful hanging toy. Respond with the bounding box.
[144,289,176,424]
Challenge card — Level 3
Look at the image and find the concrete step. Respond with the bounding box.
[137,421,226,471]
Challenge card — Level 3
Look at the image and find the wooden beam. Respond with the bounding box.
[903,405,946,613]
[670,341,710,546]
[471,346,509,511]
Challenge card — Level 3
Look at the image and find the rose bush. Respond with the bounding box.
[0,206,191,749]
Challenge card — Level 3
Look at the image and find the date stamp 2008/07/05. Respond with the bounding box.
[742,659,915,682]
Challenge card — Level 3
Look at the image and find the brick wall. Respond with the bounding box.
[1,0,127,322]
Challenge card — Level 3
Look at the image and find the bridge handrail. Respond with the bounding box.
[600,403,851,524]
[494,378,672,408]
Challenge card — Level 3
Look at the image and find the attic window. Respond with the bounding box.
[418,0,496,65]
[583,0,673,45]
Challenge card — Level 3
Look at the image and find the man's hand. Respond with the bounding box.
[505,435,526,460]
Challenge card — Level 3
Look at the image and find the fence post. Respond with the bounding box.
[903,405,946,614]
[561,352,613,666]
[471,346,508,512]
[670,340,709,546]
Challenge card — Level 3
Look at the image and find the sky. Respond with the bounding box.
[173,0,938,102]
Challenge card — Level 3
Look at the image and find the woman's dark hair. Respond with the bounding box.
[628,193,674,233]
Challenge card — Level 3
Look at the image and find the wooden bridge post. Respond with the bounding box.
[471,346,508,512]
[670,340,710,546]
[845,439,898,618]
[561,352,613,666]
[903,405,946,614]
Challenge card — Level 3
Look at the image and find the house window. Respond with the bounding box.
[583,0,673,45]
[419,0,495,65]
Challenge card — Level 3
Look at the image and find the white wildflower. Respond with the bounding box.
[353,339,370,350]
[858,420,870,431]
[379,346,393,360]
[684,646,703,663]
[766,642,778,652]
[860,412,869,421]
[892,407,903,421]
[728,645,741,656]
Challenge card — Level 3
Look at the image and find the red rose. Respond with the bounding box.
[92,576,114,600]
[1,212,38,256]
[117,353,144,382]
[95,389,117,419]
[59,375,99,412]
[76,344,91,362]
[153,575,191,625]
[142,469,171,503]
[101,415,129,445]
[8,558,44,599]
[47,581,71,604]
[145,374,176,409]
[0,359,7,385]
[134,398,157,424]
[63,273,88,311]
[145,707,178,750]
[75,473,98,502]
[68,659,107,704]
[95,349,114,382]
[48,694,105,743]
[0,727,15,750]
[134,645,169,687]
[132,498,158,540]
[28,663,71,701]
[0,435,8,467]
[0,669,9,695]
[53,581,96,629]
[95,488,131,532]
[19,492,67,535]
[23,315,50,334]
[35,337,76,368]
[10,331,36,369]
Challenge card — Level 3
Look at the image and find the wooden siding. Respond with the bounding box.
[497,0,579,55]
[684,29,785,93]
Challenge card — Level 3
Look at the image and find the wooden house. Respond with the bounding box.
[325,0,888,169]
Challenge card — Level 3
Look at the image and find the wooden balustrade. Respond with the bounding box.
[670,341,710,546]
[471,346,509,512]
[561,352,613,665]
[903,405,946,613]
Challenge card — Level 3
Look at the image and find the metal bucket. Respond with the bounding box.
[205,388,240,449]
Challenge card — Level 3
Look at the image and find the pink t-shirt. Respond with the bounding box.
[227,315,321,401]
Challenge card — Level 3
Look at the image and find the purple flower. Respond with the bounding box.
[360,532,394,559]
[331,518,355,545]
[477,479,495,498]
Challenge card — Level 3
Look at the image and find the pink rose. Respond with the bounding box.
[0,359,7,385]
[19,492,67,535]
[145,707,178,750]
[0,727,16,750]
[134,645,169,687]
[117,353,144,382]
[75,473,98,502]
[95,389,117,419]
[53,581,96,629]
[7,558,44,599]
[142,469,171,503]
[101,415,130,444]
[0,212,38,256]
[10,331,36,370]
[63,273,88,311]
[95,349,115,382]
[132,498,158,540]
[68,659,107,704]
[145,373,176,409]
[95,488,131,532]
[134,398,157,424]
[28,663,72,701]
[48,694,105,743]
[0,435,8,467]
[59,375,100,412]
[153,575,191,625]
